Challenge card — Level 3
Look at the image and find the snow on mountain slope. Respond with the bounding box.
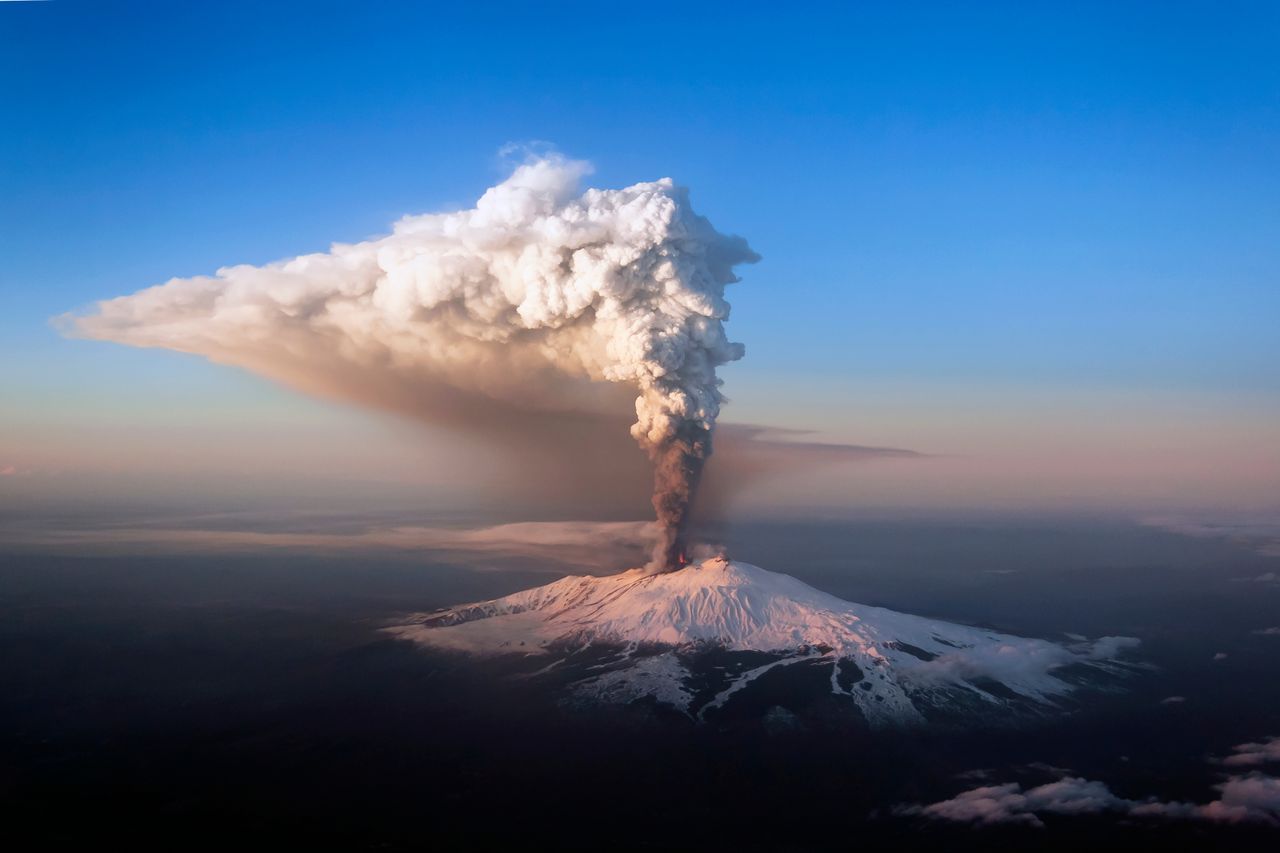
[388,557,1139,726]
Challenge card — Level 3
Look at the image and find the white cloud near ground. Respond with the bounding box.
[1220,736,1280,768]
[894,736,1280,828]
[0,518,657,571]
[905,635,1140,701]
[1141,516,1280,558]
[894,777,1130,828]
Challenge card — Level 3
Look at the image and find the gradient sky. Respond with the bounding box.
[2,1,1278,518]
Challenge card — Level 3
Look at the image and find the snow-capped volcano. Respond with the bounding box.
[389,557,1138,726]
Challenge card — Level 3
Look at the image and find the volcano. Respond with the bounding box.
[389,557,1139,726]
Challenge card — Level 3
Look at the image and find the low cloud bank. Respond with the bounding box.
[893,736,1280,828]
[1141,515,1280,558]
[906,635,1140,701]
[0,518,657,571]
[1221,736,1280,769]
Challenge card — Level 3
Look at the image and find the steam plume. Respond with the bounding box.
[65,155,757,571]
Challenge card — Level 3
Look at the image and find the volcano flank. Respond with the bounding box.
[389,557,1140,726]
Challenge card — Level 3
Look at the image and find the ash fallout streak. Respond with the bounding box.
[66,155,757,571]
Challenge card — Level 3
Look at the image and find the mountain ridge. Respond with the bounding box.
[389,557,1139,726]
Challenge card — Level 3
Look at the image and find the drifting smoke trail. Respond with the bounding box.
[65,155,757,572]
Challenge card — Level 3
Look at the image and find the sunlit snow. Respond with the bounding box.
[389,557,1138,726]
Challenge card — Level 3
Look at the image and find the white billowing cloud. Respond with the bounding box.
[1141,516,1280,558]
[895,735,1280,828]
[1217,774,1280,820]
[1130,775,1280,825]
[1083,635,1143,659]
[897,774,1280,828]
[908,634,1140,703]
[64,154,758,571]
[1220,736,1280,768]
[893,777,1131,828]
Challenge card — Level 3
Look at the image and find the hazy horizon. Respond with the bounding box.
[2,2,1278,848]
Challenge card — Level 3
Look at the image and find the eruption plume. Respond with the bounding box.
[65,155,757,572]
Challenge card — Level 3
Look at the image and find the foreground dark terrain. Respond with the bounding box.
[2,517,1278,850]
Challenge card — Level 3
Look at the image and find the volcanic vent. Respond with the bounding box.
[389,557,1140,726]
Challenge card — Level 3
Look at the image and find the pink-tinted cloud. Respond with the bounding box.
[894,735,1280,828]
[896,773,1280,828]
[0,518,657,572]
[1220,736,1280,768]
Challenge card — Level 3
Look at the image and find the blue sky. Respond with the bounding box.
[2,1,1278,513]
